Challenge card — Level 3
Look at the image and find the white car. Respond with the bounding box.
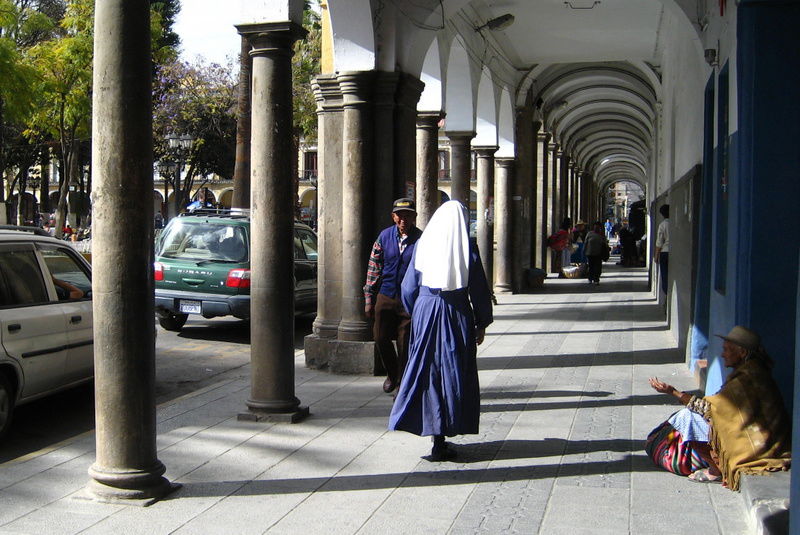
[0,227,93,438]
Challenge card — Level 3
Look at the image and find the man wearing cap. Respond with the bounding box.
[364,198,423,393]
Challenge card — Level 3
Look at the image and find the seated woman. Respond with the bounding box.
[648,326,791,490]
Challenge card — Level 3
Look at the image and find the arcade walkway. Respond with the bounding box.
[0,264,750,534]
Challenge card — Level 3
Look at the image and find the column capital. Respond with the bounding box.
[237,21,306,57]
[538,132,551,143]
[312,74,342,113]
[338,71,376,108]
[416,111,444,129]
[548,142,559,152]
[495,157,515,169]
[374,70,399,108]
[446,130,476,144]
[473,145,498,158]
[396,72,425,109]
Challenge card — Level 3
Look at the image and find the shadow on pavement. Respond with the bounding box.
[477,348,684,371]
[171,456,658,499]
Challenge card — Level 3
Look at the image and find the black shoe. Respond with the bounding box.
[382,377,396,393]
[427,442,457,462]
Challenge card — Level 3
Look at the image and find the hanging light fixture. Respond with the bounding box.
[475,13,515,32]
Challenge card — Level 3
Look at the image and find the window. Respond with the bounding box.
[0,246,49,306]
[157,221,248,263]
[296,229,318,261]
[38,246,92,300]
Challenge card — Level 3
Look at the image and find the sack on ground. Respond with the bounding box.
[644,416,708,475]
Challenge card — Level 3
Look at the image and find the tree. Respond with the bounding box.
[292,3,321,145]
[24,0,92,236]
[153,58,237,217]
[0,0,60,220]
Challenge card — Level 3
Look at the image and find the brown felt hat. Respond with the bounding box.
[715,325,760,352]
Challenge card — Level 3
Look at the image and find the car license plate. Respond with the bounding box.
[179,300,202,314]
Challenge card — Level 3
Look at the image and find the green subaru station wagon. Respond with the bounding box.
[154,211,318,331]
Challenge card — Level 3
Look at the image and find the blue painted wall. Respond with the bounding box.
[688,76,716,371]
[734,2,800,530]
[736,1,800,408]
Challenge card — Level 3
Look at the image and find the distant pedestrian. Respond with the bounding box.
[389,201,493,461]
[654,204,670,294]
[364,198,422,394]
[605,218,614,240]
[584,221,608,285]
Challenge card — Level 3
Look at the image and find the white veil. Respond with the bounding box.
[413,200,471,290]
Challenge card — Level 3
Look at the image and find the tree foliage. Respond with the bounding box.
[292,2,321,143]
[153,58,237,214]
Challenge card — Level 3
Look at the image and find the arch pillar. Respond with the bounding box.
[537,132,551,270]
[310,75,343,340]
[474,146,497,287]
[416,112,443,229]
[549,143,561,273]
[446,131,475,205]
[337,71,375,342]
[238,21,308,422]
[87,0,176,504]
[373,72,399,230]
[494,158,514,294]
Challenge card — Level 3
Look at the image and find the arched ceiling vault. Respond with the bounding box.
[326,0,707,199]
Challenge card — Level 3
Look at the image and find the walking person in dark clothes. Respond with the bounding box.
[364,198,423,394]
[584,221,608,285]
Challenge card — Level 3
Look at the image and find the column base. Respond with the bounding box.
[238,405,309,424]
[337,319,371,341]
[494,283,513,294]
[84,463,179,506]
[312,318,340,339]
[304,334,379,375]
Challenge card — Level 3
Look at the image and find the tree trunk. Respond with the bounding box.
[40,145,50,213]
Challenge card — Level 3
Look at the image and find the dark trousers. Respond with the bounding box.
[373,293,412,383]
[587,255,603,282]
[659,252,669,294]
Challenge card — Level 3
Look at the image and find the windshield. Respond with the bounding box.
[157,221,248,263]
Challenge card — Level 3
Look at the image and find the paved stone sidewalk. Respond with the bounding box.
[0,264,750,534]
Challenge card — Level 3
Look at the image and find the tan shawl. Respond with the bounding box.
[706,357,791,490]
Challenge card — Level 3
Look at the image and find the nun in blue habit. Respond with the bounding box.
[388,200,493,461]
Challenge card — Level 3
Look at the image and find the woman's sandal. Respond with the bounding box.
[688,468,722,483]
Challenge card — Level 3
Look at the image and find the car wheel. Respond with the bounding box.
[158,312,188,332]
[0,373,14,439]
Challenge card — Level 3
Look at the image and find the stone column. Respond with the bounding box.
[373,72,398,230]
[238,21,308,422]
[88,0,175,504]
[474,146,497,285]
[447,131,475,205]
[309,75,342,341]
[559,152,569,224]
[395,74,424,200]
[416,112,442,229]
[550,143,560,229]
[537,132,550,269]
[494,158,514,293]
[232,34,252,209]
[337,71,375,341]
[549,143,560,273]
[512,109,534,292]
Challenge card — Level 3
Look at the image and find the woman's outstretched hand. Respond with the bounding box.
[648,377,675,395]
